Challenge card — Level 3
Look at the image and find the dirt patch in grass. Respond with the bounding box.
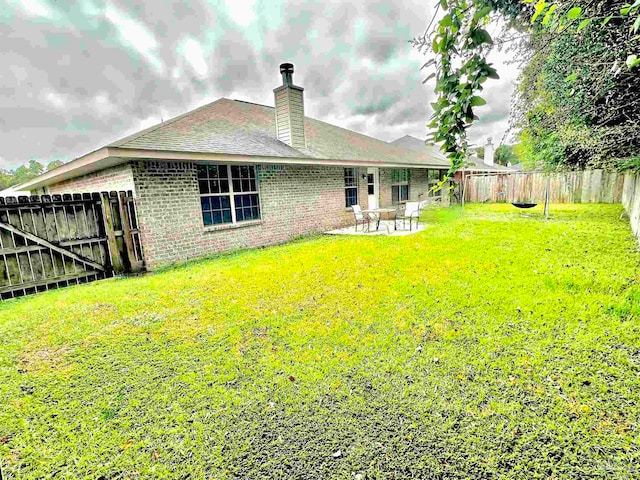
[18,345,72,374]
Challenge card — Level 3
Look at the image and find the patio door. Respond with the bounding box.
[367,167,379,209]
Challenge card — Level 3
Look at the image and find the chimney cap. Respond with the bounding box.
[280,63,295,86]
[280,63,294,73]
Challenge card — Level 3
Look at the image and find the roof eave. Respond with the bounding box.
[112,147,448,169]
[19,147,121,191]
[21,147,448,190]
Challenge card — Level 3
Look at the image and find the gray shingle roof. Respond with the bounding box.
[390,135,514,172]
[389,135,448,164]
[110,99,447,167]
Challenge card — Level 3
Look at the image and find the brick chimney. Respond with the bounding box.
[484,137,495,166]
[273,63,306,149]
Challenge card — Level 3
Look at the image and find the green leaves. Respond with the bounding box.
[486,67,500,80]
[473,5,492,22]
[531,1,548,24]
[565,72,578,82]
[567,7,583,21]
[470,28,493,46]
[576,19,591,32]
[542,5,557,25]
[470,96,487,107]
[626,54,640,69]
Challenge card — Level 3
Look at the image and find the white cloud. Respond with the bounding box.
[43,91,66,109]
[10,0,53,18]
[104,3,164,73]
[181,38,209,79]
[91,93,116,116]
[224,0,257,27]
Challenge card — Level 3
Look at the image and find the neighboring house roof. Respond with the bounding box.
[390,135,514,173]
[21,99,448,191]
[464,155,514,172]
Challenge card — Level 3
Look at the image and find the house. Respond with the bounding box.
[19,63,449,269]
[390,135,515,175]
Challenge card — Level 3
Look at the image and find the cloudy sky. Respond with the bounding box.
[1,0,519,169]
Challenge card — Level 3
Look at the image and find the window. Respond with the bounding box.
[197,164,260,226]
[391,169,409,204]
[428,169,440,181]
[427,169,447,196]
[367,173,375,195]
[344,168,358,207]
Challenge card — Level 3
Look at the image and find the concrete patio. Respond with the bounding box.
[326,220,426,236]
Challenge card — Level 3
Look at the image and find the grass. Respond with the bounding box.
[1,203,639,479]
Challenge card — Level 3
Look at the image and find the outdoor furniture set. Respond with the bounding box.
[352,201,427,233]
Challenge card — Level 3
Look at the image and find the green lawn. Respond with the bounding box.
[1,204,639,479]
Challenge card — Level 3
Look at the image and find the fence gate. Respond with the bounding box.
[0,191,143,300]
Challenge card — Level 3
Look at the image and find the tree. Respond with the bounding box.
[0,170,12,191]
[0,159,65,190]
[515,1,640,170]
[46,160,65,171]
[413,0,640,174]
[495,144,518,166]
[11,160,44,185]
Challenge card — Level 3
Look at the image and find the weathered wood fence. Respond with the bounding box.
[464,170,624,204]
[0,191,143,300]
[622,173,640,245]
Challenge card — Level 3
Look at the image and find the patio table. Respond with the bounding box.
[362,208,396,231]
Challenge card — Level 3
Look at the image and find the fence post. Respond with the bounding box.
[544,176,550,219]
[118,192,143,273]
[100,192,124,273]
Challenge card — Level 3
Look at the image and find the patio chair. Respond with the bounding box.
[352,205,371,232]
[394,201,421,231]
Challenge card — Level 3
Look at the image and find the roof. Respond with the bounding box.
[390,135,514,172]
[21,99,448,190]
[389,135,448,163]
[464,155,514,172]
[109,99,449,165]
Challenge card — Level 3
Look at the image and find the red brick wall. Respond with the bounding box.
[131,161,371,268]
[47,164,135,195]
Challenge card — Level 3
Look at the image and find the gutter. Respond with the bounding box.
[20,147,450,190]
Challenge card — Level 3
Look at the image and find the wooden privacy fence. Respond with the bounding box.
[622,173,640,245]
[464,170,625,204]
[0,191,143,300]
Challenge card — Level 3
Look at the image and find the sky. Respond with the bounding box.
[0,0,520,169]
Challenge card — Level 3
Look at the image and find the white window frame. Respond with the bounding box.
[344,168,359,207]
[391,169,409,204]
[197,164,261,226]
[427,169,447,196]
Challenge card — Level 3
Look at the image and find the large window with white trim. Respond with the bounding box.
[344,168,358,207]
[391,169,409,204]
[427,169,447,196]
[197,164,260,226]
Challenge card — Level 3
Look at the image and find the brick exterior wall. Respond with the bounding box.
[409,168,430,201]
[379,168,433,206]
[131,161,373,268]
[47,164,135,195]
